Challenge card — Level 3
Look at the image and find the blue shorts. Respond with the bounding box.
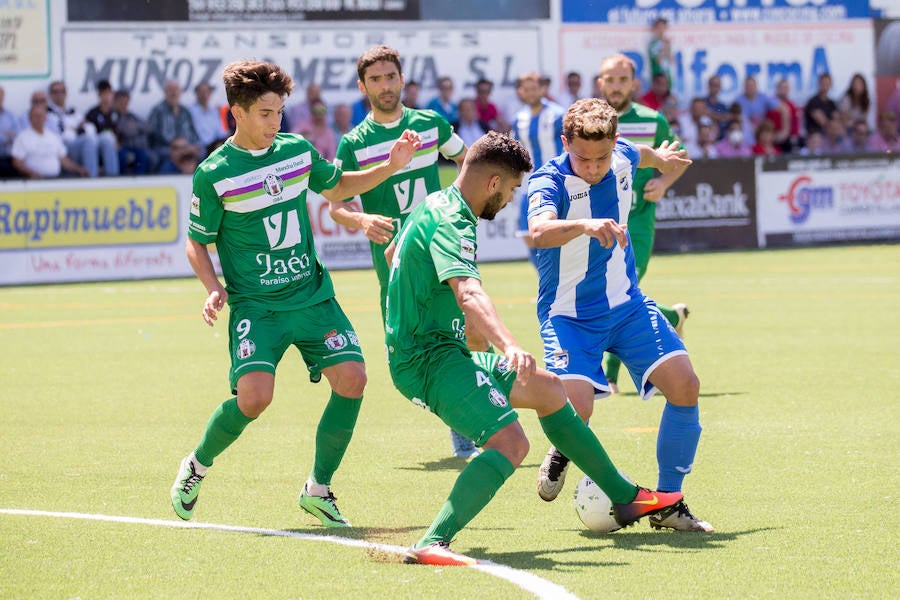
[539,296,687,400]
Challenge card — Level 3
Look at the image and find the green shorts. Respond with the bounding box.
[227,298,364,392]
[392,346,518,446]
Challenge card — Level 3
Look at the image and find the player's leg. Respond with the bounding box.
[512,368,683,526]
[537,378,594,501]
[296,299,366,528]
[171,307,285,520]
[404,350,520,564]
[613,301,713,531]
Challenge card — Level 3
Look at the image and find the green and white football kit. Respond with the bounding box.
[335,106,464,315]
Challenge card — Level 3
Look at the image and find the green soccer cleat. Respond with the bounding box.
[298,484,351,528]
[170,456,205,520]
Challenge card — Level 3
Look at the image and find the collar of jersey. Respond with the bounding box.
[448,185,477,222]
[367,106,406,129]
[226,137,273,157]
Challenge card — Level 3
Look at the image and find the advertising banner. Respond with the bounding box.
[61,26,541,119]
[559,20,875,113]
[1,0,50,78]
[562,0,871,24]
[654,158,757,252]
[756,154,900,247]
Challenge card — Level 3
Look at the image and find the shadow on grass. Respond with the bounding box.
[466,545,627,570]
[280,524,424,539]
[614,390,746,399]
[581,525,777,552]
[397,458,541,472]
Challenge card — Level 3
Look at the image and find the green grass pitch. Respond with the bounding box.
[1,243,898,598]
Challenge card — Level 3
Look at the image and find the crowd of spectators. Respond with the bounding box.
[1,60,898,181]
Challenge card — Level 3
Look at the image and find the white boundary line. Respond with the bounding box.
[1,508,580,600]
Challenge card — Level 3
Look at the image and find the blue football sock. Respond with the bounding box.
[656,402,702,492]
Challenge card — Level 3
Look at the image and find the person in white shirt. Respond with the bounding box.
[46,80,104,177]
[555,71,584,109]
[189,81,228,149]
[12,104,89,179]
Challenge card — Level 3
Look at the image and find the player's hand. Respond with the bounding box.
[387,129,422,170]
[202,288,228,327]
[655,140,692,173]
[643,177,666,202]
[362,214,395,244]
[584,219,628,249]
[504,344,536,386]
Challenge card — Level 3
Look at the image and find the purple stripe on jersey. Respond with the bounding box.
[282,164,311,182]
[222,181,262,198]
[358,152,390,168]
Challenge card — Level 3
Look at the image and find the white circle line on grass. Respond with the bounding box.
[1,508,580,600]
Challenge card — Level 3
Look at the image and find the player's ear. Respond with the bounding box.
[357,78,366,95]
[561,135,570,152]
[487,173,501,194]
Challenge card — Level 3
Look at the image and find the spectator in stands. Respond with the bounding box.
[83,79,120,176]
[678,97,710,149]
[728,101,754,144]
[46,80,108,177]
[113,89,151,175]
[590,72,603,99]
[886,83,900,122]
[804,72,838,137]
[751,119,781,156]
[769,78,802,153]
[158,136,201,175]
[296,98,337,161]
[838,73,871,132]
[555,71,583,108]
[847,119,872,153]
[822,115,851,154]
[799,130,825,156]
[474,78,506,131]
[0,85,19,177]
[715,118,752,157]
[704,75,730,139]
[331,102,353,144]
[288,83,322,131]
[539,75,557,104]
[12,104,89,179]
[640,72,672,112]
[402,80,421,109]
[684,115,719,159]
[453,97,490,148]
[736,76,788,144]
[426,76,458,123]
[148,79,202,173]
[868,111,900,153]
[189,81,227,149]
[647,17,673,87]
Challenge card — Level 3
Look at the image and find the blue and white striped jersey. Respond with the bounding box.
[512,100,565,169]
[527,138,643,322]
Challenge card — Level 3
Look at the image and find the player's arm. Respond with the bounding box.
[448,276,535,383]
[321,129,421,203]
[449,145,467,169]
[186,237,228,327]
[329,201,395,245]
[529,210,628,250]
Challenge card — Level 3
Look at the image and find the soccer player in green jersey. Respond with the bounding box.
[386,132,683,566]
[170,59,421,527]
[597,53,690,393]
[330,45,478,458]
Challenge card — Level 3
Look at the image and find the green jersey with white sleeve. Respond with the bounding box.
[188,133,341,309]
[335,107,465,302]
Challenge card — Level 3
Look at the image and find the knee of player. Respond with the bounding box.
[237,393,273,419]
[331,361,367,397]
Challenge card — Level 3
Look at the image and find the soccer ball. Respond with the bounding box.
[574,475,621,533]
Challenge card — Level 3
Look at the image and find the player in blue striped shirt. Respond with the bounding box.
[526,98,714,532]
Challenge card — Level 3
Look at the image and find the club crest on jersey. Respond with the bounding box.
[190,194,200,217]
[264,173,284,196]
[553,349,569,369]
[488,387,508,408]
[323,329,348,351]
[237,338,256,360]
[460,238,476,261]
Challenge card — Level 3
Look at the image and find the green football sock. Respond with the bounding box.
[539,402,637,504]
[416,448,514,548]
[656,303,679,327]
[311,392,362,486]
[194,397,255,468]
[604,352,623,385]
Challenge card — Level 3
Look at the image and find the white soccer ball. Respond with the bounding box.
[574,475,622,533]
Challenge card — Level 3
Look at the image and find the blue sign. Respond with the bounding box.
[562,0,871,24]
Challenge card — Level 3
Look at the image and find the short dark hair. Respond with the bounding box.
[222,60,293,109]
[466,131,532,175]
[96,80,112,93]
[357,45,402,81]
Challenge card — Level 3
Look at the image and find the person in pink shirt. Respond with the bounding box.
[714,119,752,157]
[868,111,900,153]
[296,98,337,161]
